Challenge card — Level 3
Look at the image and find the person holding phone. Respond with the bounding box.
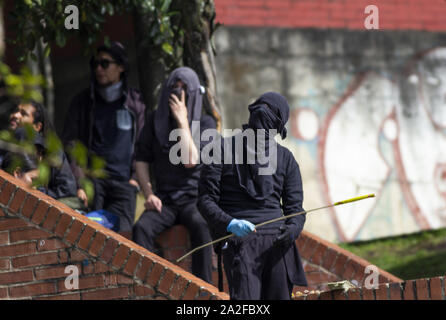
[133,67,216,284]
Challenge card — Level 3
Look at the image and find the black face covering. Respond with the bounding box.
[154,67,203,153]
[235,92,291,201]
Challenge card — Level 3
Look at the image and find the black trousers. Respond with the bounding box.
[132,196,213,284]
[222,230,294,300]
[92,178,137,234]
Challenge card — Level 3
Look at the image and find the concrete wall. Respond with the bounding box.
[213,26,446,242]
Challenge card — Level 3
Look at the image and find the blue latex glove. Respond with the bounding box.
[227,219,256,237]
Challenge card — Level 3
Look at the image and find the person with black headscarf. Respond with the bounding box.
[198,92,307,300]
[133,67,216,284]
[62,41,146,239]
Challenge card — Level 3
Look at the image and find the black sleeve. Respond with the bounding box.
[281,149,306,238]
[135,113,154,163]
[61,93,85,188]
[199,115,218,151]
[197,148,234,239]
[45,153,78,199]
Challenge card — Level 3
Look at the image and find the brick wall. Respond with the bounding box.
[156,217,402,297]
[215,0,446,31]
[294,276,446,300]
[0,167,404,300]
[0,170,227,300]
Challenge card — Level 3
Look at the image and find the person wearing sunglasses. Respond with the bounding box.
[62,41,146,240]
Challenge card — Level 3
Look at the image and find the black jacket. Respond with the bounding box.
[62,87,146,186]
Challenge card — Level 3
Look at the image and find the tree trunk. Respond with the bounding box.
[177,0,222,130]
[133,0,222,129]
[133,9,169,113]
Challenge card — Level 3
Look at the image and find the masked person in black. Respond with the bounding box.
[198,92,307,300]
[62,42,146,238]
[133,67,216,284]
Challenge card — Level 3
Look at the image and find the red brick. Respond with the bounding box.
[9,189,27,213]
[136,257,154,281]
[64,220,84,244]
[375,284,389,300]
[0,242,36,257]
[182,282,200,300]
[31,201,50,225]
[347,289,361,300]
[100,238,118,263]
[362,287,375,300]
[196,289,212,301]
[82,261,109,275]
[0,287,7,299]
[429,277,444,300]
[12,252,58,268]
[88,232,107,257]
[146,262,165,287]
[10,282,56,298]
[305,271,338,284]
[303,262,319,273]
[58,250,69,263]
[9,228,51,242]
[305,292,320,300]
[389,282,403,300]
[342,260,359,280]
[301,238,318,259]
[403,280,415,300]
[319,291,333,300]
[104,274,133,286]
[332,290,347,300]
[134,285,155,297]
[309,244,326,266]
[77,225,96,250]
[82,287,129,300]
[59,275,104,292]
[0,258,9,270]
[0,218,30,231]
[123,251,141,276]
[37,238,67,252]
[296,235,307,250]
[21,195,39,218]
[416,279,429,300]
[0,208,5,217]
[117,274,133,284]
[0,182,16,205]
[0,231,8,245]
[321,248,338,271]
[69,249,89,263]
[41,207,61,231]
[35,265,70,280]
[331,254,348,276]
[54,214,73,237]
[0,270,34,285]
[35,293,80,300]
[158,269,177,295]
[111,245,130,269]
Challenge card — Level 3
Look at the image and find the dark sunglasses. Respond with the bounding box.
[92,59,118,70]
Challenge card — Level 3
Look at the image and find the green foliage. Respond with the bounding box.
[10,0,184,66]
[0,124,106,203]
[339,228,446,280]
[0,62,45,102]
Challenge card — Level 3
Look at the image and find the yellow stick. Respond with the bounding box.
[176,194,375,263]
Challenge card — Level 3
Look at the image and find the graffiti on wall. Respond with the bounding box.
[289,48,446,242]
